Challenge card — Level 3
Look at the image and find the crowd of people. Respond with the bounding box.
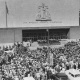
[0,40,80,80]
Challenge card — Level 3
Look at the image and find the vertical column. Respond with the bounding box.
[67,29,70,39]
[46,29,49,45]
[14,29,15,43]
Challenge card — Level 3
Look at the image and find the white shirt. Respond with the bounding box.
[23,77,35,80]
[36,73,40,78]
[14,76,19,80]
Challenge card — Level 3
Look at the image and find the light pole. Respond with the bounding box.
[46,29,50,65]
[46,29,49,46]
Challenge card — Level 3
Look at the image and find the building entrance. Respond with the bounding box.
[22,29,69,42]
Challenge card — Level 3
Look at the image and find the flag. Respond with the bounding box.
[5,2,9,14]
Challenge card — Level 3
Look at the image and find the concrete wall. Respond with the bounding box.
[0,29,22,44]
[0,29,14,43]
[14,29,22,42]
[70,27,80,39]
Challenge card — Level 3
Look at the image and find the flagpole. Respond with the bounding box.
[14,29,15,43]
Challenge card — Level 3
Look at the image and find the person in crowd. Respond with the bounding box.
[0,41,80,80]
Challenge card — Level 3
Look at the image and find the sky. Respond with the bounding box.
[0,0,79,28]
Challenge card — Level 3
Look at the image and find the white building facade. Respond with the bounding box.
[0,0,79,43]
